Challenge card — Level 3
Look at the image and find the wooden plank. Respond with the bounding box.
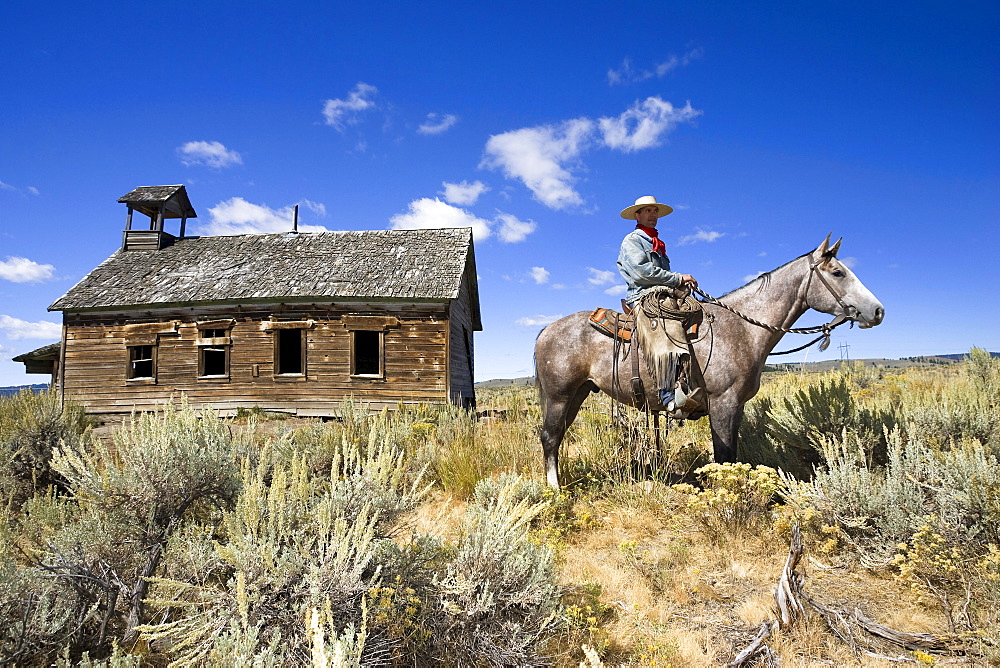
[62,302,457,417]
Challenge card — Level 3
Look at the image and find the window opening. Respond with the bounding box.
[199,328,229,377]
[352,330,382,376]
[128,345,155,379]
[276,328,304,375]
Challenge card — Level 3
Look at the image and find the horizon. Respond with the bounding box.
[1,2,997,386]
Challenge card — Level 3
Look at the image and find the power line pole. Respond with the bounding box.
[839,342,850,362]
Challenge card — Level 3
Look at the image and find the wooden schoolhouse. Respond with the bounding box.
[18,185,481,417]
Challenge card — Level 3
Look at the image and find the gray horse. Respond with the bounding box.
[535,236,884,488]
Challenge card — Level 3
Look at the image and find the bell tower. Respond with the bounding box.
[118,185,197,250]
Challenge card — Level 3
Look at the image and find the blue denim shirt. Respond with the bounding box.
[617,227,683,305]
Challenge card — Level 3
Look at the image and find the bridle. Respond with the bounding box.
[692,257,855,355]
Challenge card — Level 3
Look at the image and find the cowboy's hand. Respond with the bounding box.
[680,274,698,287]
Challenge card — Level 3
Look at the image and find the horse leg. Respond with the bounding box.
[540,381,595,488]
[709,395,744,464]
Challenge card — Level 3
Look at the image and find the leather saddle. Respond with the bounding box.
[588,300,708,420]
[587,301,635,342]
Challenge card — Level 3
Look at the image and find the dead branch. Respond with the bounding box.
[774,524,805,629]
[726,621,775,667]
[849,606,954,653]
[727,523,976,666]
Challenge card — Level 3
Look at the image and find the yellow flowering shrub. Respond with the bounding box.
[892,519,963,593]
[678,463,781,542]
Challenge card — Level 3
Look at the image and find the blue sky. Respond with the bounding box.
[1,1,997,385]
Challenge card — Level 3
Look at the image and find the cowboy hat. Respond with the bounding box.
[620,195,673,219]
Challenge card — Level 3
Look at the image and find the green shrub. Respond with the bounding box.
[419,475,562,666]
[0,390,91,504]
[737,372,899,478]
[137,452,390,665]
[1,400,250,663]
[966,346,999,397]
[792,429,1000,565]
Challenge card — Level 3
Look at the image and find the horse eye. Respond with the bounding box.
[832,270,845,278]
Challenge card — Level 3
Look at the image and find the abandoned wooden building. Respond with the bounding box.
[19,185,481,417]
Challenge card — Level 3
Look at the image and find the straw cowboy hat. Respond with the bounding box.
[620,195,673,219]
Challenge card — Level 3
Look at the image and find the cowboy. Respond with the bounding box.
[617,195,697,305]
[617,195,701,413]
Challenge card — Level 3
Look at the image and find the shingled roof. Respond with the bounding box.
[50,228,480,326]
[118,185,197,219]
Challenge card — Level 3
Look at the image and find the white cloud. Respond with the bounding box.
[677,228,725,246]
[0,256,56,283]
[586,267,617,286]
[418,113,458,135]
[390,199,534,244]
[177,140,243,168]
[840,256,857,268]
[0,180,40,196]
[599,97,702,153]
[482,97,700,209]
[389,198,492,241]
[496,212,536,243]
[604,284,627,296]
[441,180,489,206]
[300,199,327,216]
[515,314,563,327]
[322,82,378,130]
[743,271,766,283]
[481,118,594,210]
[529,266,550,284]
[200,197,330,236]
[0,315,61,340]
[607,48,704,85]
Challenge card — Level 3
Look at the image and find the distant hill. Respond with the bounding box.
[4,353,996,395]
[475,377,535,389]
[765,352,998,373]
[0,384,48,397]
[921,352,1000,361]
[476,353,999,387]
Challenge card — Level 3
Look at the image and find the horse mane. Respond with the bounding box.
[717,252,811,300]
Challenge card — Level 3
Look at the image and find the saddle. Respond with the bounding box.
[588,294,708,420]
[588,304,634,341]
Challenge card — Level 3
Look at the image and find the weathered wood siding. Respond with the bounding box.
[447,267,477,407]
[61,301,452,416]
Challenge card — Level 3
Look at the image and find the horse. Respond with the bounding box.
[535,235,884,488]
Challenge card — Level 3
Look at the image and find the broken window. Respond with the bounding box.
[127,345,155,379]
[199,328,229,378]
[275,328,305,376]
[351,329,383,377]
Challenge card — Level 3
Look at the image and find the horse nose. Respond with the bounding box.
[873,306,884,325]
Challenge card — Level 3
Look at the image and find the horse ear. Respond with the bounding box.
[815,233,831,258]
[829,237,842,257]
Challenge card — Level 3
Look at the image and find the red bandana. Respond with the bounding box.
[636,224,666,255]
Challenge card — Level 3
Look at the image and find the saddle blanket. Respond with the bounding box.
[588,307,633,341]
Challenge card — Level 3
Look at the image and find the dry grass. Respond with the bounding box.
[472,359,997,666]
[4,357,996,665]
[547,487,961,666]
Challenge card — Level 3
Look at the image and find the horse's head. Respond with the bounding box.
[807,235,884,328]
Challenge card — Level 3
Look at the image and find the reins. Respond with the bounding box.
[691,260,852,356]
